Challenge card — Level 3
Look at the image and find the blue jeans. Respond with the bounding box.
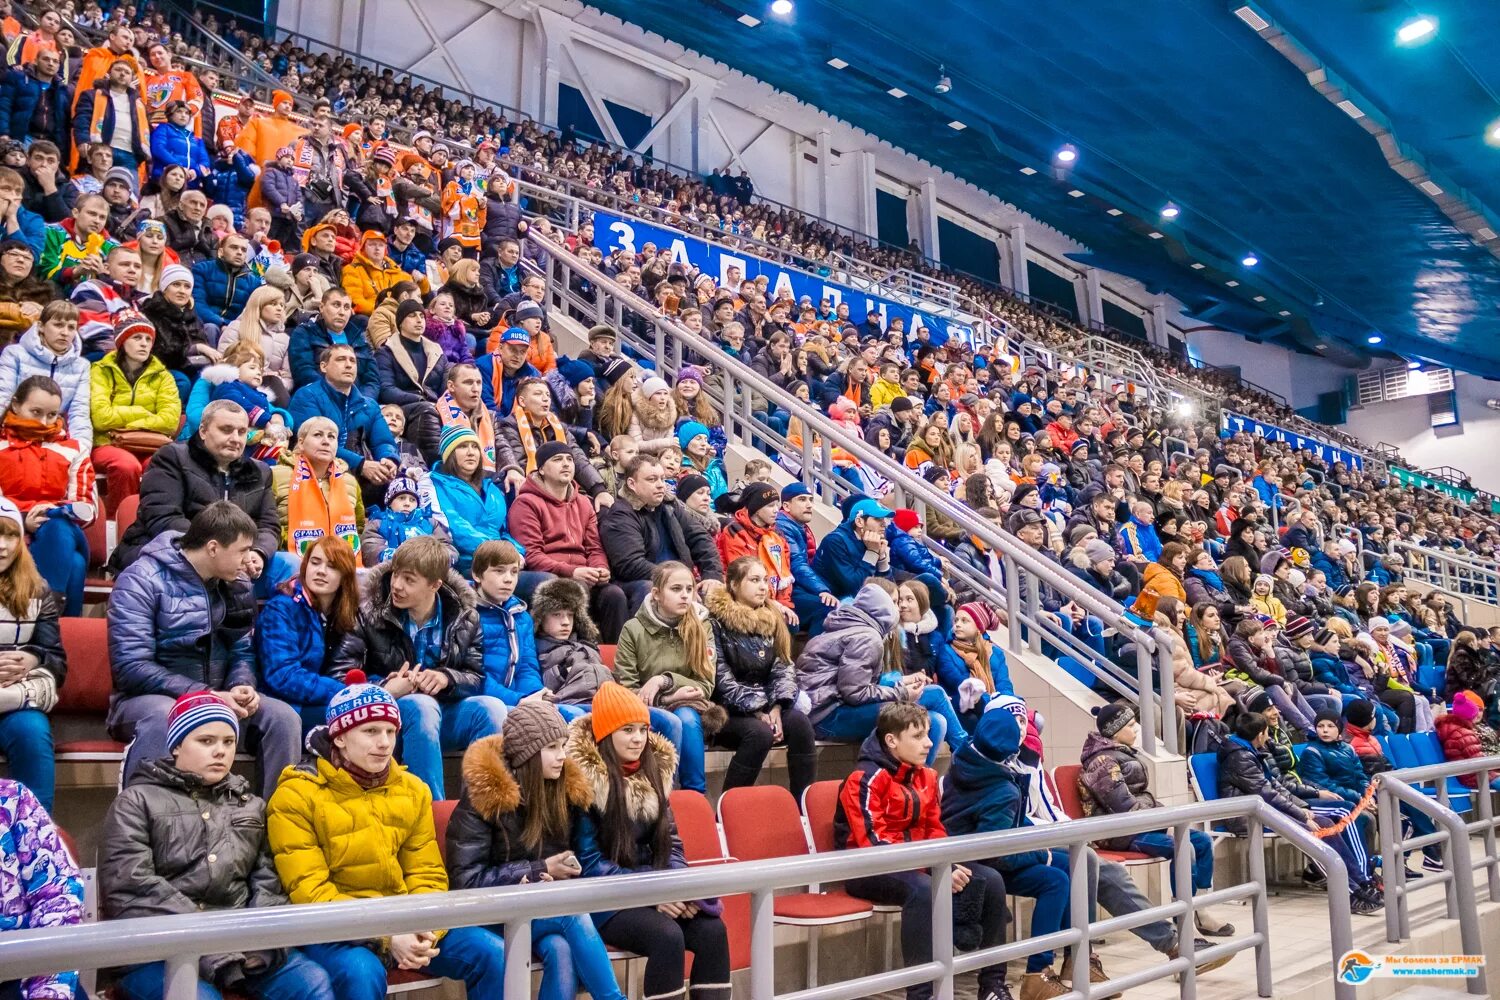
[993,852,1070,972]
[1131,828,1215,895]
[512,914,627,1000]
[301,926,505,1000]
[0,708,53,812]
[30,516,87,617]
[647,705,705,793]
[115,948,333,1000]
[397,693,507,798]
[814,686,968,765]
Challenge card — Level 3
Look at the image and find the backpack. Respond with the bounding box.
[1185,713,1231,756]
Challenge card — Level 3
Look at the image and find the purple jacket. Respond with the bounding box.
[0,779,83,999]
[424,316,473,366]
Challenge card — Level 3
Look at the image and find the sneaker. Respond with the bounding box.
[1059,954,1121,1000]
[978,987,1016,1000]
[1351,891,1384,916]
[1302,864,1329,890]
[1019,970,1070,1000]
[1423,854,1446,873]
[1168,938,1233,975]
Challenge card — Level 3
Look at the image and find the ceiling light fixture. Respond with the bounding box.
[1487,120,1500,146]
[1067,189,1085,197]
[947,120,967,131]
[1234,6,1270,31]
[1279,310,1291,316]
[1407,359,1422,370]
[1367,334,1383,345]
[1160,202,1180,219]
[1105,207,1123,216]
[1253,295,1266,302]
[1190,262,1205,269]
[1055,144,1078,163]
[1336,100,1365,120]
[826,57,848,69]
[886,87,906,98]
[1019,166,1038,175]
[1396,16,1436,44]
[770,0,794,15]
[1418,180,1443,196]
[1226,280,1239,287]
[736,13,761,26]
[1148,231,1164,239]
[1241,254,1259,267]
[934,65,951,95]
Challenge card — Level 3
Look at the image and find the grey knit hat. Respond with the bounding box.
[502,701,568,769]
[1094,701,1136,738]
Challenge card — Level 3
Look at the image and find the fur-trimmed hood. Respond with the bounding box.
[460,733,592,819]
[566,715,678,823]
[903,609,939,637]
[705,585,782,638]
[530,576,599,644]
[630,388,677,435]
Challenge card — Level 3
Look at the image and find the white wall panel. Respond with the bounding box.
[1340,374,1500,493]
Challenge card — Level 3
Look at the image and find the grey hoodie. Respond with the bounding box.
[796,582,904,724]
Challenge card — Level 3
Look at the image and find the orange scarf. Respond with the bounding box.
[1,413,63,442]
[951,637,997,694]
[286,453,361,563]
[512,402,569,475]
[437,390,495,470]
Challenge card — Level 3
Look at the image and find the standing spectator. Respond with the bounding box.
[141,43,204,128]
[88,309,179,514]
[235,91,304,209]
[99,691,335,1000]
[147,100,207,184]
[260,145,303,249]
[71,22,142,116]
[0,50,71,159]
[0,777,83,1000]
[0,496,63,813]
[202,140,256,229]
[106,501,301,798]
[330,535,507,798]
[73,58,151,171]
[265,673,508,1000]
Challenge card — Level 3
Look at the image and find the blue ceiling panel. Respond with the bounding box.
[586,0,1500,375]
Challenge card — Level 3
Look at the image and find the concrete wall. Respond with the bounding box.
[1340,372,1500,493]
[1186,328,1352,411]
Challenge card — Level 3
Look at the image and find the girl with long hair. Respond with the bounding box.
[127,218,179,294]
[1156,597,1234,717]
[566,682,731,1000]
[613,561,724,795]
[628,374,678,455]
[707,556,817,799]
[0,498,64,811]
[447,703,628,1000]
[219,285,293,402]
[595,365,638,442]
[904,418,954,471]
[256,536,364,731]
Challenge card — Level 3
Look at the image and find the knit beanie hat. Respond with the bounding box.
[326,670,401,738]
[1366,616,1391,632]
[503,701,569,769]
[104,165,138,196]
[890,396,915,413]
[271,89,293,108]
[1094,701,1136,738]
[591,681,650,742]
[676,364,705,384]
[641,376,670,398]
[384,477,420,504]
[602,357,633,385]
[971,705,1021,761]
[1284,615,1315,640]
[676,421,711,451]
[740,482,779,520]
[957,602,1000,633]
[0,496,21,536]
[159,263,193,291]
[892,508,921,532]
[395,299,425,330]
[166,691,239,751]
[1084,538,1116,565]
[439,423,480,462]
[1451,691,1483,723]
[1342,700,1373,729]
[1245,688,1274,715]
[677,473,710,502]
[1313,707,1343,730]
[113,310,154,350]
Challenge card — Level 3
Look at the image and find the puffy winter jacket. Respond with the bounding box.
[506,476,606,579]
[447,734,592,890]
[1297,737,1368,803]
[375,332,447,406]
[0,778,83,1000]
[286,316,379,397]
[715,509,793,607]
[258,162,300,222]
[148,120,209,182]
[420,467,517,575]
[287,377,398,474]
[476,596,540,706]
[89,349,181,443]
[1226,635,1286,690]
[139,288,204,371]
[614,596,717,703]
[0,274,56,349]
[0,66,71,151]
[330,562,485,697]
[706,586,798,714]
[200,151,256,226]
[798,582,904,724]
[255,583,354,709]
[1436,715,1500,788]
[941,710,1052,872]
[191,256,263,328]
[100,760,284,983]
[812,516,892,600]
[1310,649,1362,696]
[110,436,280,571]
[106,530,256,717]
[776,511,832,603]
[0,422,96,524]
[267,729,447,910]
[886,520,943,579]
[597,488,722,585]
[1077,729,1158,848]
[0,324,92,445]
[341,250,404,316]
[833,732,944,850]
[1216,733,1313,833]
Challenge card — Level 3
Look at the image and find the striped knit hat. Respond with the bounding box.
[325,670,401,738]
[439,423,480,462]
[166,692,239,751]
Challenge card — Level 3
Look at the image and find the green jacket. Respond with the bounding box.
[613,596,717,701]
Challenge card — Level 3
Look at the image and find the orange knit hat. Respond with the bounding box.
[591,681,650,742]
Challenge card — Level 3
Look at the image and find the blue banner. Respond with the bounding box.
[590,210,974,345]
[1220,410,1365,471]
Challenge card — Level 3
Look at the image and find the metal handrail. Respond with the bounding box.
[1391,539,1499,607]
[0,797,1355,1000]
[534,230,1186,756]
[1376,756,1500,997]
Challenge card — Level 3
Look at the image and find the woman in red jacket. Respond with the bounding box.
[1436,692,1500,789]
[0,374,96,615]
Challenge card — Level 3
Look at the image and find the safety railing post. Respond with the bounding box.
[1479,772,1500,901]
[1378,784,1403,943]
[931,862,955,1000]
[504,920,532,1000]
[1004,557,1023,656]
[164,955,197,1000]
[750,888,775,998]
[1246,821,1272,997]
[1067,843,1092,1000]
[1135,642,1158,756]
[1171,820,1197,1000]
[1155,638,1178,754]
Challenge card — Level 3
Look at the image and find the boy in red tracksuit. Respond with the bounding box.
[833,703,1011,1000]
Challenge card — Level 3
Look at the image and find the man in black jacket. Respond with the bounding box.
[598,455,723,613]
[110,400,280,575]
[331,536,505,798]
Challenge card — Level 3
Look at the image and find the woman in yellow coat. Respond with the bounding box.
[89,311,181,515]
[266,673,507,1000]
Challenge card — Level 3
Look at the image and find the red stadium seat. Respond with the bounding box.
[115,494,141,541]
[1051,764,1157,865]
[431,800,458,865]
[55,618,123,760]
[600,644,616,669]
[668,789,722,863]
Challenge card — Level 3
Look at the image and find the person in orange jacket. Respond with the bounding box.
[341,230,405,316]
[142,42,204,131]
[71,22,143,115]
[714,482,795,612]
[235,90,306,209]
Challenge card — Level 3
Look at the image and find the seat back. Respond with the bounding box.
[600,644,616,670]
[719,786,810,863]
[801,780,844,854]
[431,800,458,865]
[1409,731,1445,766]
[1385,733,1419,770]
[57,618,111,716]
[1051,763,1088,820]
[668,789,724,863]
[115,494,141,539]
[82,513,106,569]
[1189,752,1221,801]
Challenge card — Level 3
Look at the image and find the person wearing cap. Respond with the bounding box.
[714,481,795,613]
[421,421,520,577]
[811,497,894,609]
[267,669,508,1000]
[339,229,402,317]
[88,308,179,512]
[576,323,618,383]
[474,322,538,416]
[100,689,335,1000]
[446,705,629,1000]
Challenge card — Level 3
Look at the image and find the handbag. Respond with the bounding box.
[109,429,173,457]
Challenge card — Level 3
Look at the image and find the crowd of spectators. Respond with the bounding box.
[3,2,1500,999]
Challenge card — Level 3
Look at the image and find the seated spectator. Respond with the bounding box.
[187,342,291,459]
[1217,710,1383,915]
[834,702,1009,1000]
[1140,541,1188,607]
[128,217,178,296]
[100,691,335,1000]
[1445,631,1496,710]
[0,167,45,261]
[88,309,179,514]
[266,673,508,1000]
[436,258,493,337]
[599,455,722,611]
[1154,597,1234,718]
[675,474,720,540]
[219,284,293,401]
[811,497,894,607]
[102,165,146,235]
[70,242,146,356]
[469,539,546,707]
[497,375,606,500]
[162,184,216,266]
[629,374,677,456]
[289,342,399,498]
[0,374,94,615]
[1227,616,1319,736]
[799,577,967,764]
[0,299,90,445]
[1080,702,1236,935]
[677,420,726,499]
[0,240,53,349]
[1437,691,1500,790]
[107,501,300,798]
[331,535,506,798]
[287,286,378,396]
[139,260,206,376]
[777,482,840,630]
[272,415,364,563]
[1363,617,1424,733]
[0,777,83,999]
[446,706,628,1000]
[938,601,1012,729]
[364,281,419,351]
[111,398,279,573]
[376,297,446,410]
[191,232,261,343]
[531,577,613,714]
[40,192,115,289]
[566,682,731,1000]
[341,229,403,316]
[507,439,627,639]
[361,476,440,566]
[707,555,816,799]
[0,494,62,813]
[475,325,538,416]
[715,482,794,618]
[422,423,520,576]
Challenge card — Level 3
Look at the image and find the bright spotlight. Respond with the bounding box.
[1396,16,1436,44]
[1055,144,1078,163]
[1367,334,1384,345]
[1241,254,1259,267]
[1175,400,1195,419]
[770,0,793,14]
[1160,202,1180,219]
[1407,360,1422,370]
